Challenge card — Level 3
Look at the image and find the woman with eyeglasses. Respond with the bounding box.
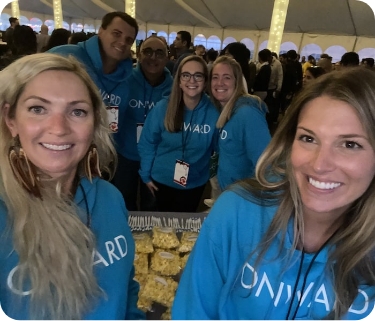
[209,56,271,193]
[138,55,219,212]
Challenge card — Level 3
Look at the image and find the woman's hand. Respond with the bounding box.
[146,181,159,197]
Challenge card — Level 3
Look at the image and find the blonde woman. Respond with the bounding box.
[138,55,219,212]
[0,54,144,319]
[209,55,271,192]
[173,67,375,319]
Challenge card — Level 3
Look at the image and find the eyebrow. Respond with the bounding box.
[23,95,91,105]
[212,73,232,77]
[297,126,369,140]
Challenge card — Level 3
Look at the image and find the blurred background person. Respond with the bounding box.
[42,28,71,52]
[36,24,50,53]
[303,66,326,86]
[68,31,88,45]
[222,42,252,93]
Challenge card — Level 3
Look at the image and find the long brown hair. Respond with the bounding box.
[235,67,375,319]
[164,55,208,132]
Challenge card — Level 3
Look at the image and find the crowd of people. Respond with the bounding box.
[0,11,374,320]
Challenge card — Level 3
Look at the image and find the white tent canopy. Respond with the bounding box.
[2,0,375,61]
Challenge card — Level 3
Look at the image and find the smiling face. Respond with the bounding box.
[139,37,168,78]
[211,62,236,107]
[291,95,375,222]
[5,70,95,190]
[179,60,206,102]
[98,16,136,64]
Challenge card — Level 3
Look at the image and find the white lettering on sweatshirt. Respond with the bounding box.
[7,235,128,296]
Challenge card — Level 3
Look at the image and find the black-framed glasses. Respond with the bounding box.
[180,72,205,82]
[141,47,166,59]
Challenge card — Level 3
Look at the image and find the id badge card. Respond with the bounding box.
[174,159,190,187]
[136,123,144,143]
[106,106,119,133]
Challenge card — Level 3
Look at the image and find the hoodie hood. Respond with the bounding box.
[77,35,133,82]
[234,95,268,115]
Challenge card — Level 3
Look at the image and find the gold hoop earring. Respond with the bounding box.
[84,144,102,182]
[9,137,42,198]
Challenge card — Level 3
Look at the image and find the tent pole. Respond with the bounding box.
[352,36,358,51]
[298,32,305,54]
[221,28,225,50]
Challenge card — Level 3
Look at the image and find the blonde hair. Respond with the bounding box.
[236,67,375,319]
[164,55,208,132]
[0,53,117,319]
[208,55,261,128]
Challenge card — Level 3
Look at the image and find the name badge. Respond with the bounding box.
[136,123,144,143]
[106,106,119,133]
[174,159,190,187]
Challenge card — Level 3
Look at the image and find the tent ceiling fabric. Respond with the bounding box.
[6,0,375,37]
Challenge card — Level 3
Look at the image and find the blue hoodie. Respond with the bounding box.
[218,96,271,190]
[117,64,173,161]
[138,94,219,189]
[172,190,375,320]
[48,36,133,135]
[0,177,145,320]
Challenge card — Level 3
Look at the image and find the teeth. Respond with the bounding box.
[42,143,72,151]
[309,177,341,190]
[114,47,123,52]
[216,89,225,92]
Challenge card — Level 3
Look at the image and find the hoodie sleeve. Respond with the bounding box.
[239,102,271,173]
[138,101,165,183]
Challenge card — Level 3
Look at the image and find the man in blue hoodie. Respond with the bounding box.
[112,35,173,211]
[48,12,138,134]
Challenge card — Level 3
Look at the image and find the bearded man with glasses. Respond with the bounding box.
[112,35,173,211]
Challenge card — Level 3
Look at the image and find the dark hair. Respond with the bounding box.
[101,11,138,38]
[223,42,251,89]
[44,28,71,51]
[9,17,18,24]
[364,58,375,67]
[206,48,218,62]
[308,55,314,61]
[306,66,325,78]
[271,52,278,58]
[69,32,87,45]
[340,51,360,66]
[13,25,37,55]
[177,31,191,48]
[258,48,272,63]
[286,49,297,61]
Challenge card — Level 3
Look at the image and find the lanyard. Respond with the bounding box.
[83,41,123,107]
[286,228,339,320]
[181,108,196,161]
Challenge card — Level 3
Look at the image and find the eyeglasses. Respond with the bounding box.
[141,47,166,59]
[180,72,205,82]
